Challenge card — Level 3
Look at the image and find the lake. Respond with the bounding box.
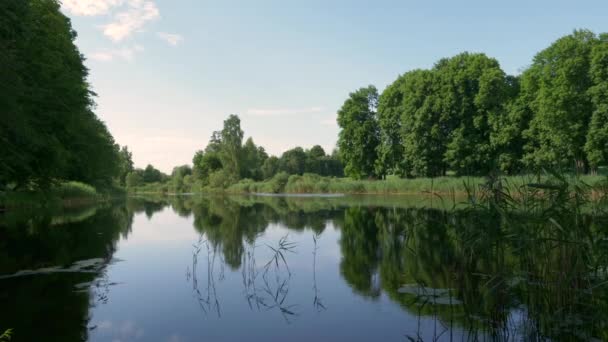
[1,194,607,341]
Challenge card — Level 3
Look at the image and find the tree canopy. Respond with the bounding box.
[0,0,124,190]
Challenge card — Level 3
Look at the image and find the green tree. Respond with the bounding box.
[400,69,445,177]
[437,53,512,176]
[305,145,326,174]
[522,30,597,172]
[117,146,134,186]
[585,34,608,171]
[241,137,267,180]
[0,0,122,189]
[489,76,530,174]
[337,85,380,179]
[261,156,280,179]
[126,171,143,188]
[280,147,307,175]
[376,75,407,177]
[219,115,244,182]
[142,164,164,183]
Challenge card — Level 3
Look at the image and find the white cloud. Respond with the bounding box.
[102,0,160,42]
[246,107,325,117]
[62,0,124,16]
[89,45,144,62]
[157,32,184,46]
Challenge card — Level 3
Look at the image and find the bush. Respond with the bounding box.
[55,181,99,199]
[209,170,237,189]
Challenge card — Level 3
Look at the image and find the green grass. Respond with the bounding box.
[0,181,125,210]
[128,182,169,194]
[227,173,608,195]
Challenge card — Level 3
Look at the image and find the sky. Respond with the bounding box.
[60,0,608,173]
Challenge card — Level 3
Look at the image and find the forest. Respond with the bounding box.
[1,0,607,198]
[0,0,132,195]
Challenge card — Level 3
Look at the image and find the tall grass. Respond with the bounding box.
[0,181,124,210]
[227,173,608,195]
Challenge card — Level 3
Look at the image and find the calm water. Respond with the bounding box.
[1,195,608,341]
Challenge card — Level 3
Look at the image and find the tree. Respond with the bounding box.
[261,156,280,179]
[219,115,244,181]
[126,171,143,188]
[305,145,326,174]
[142,164,164,183]
[241,137,267,180]
[117,146,134,186]
[437,53,512,176]
[280,147,307,175]
[585,33,608,171]
[489,76,530,174]
[376,75,407,177]
[400,70,445,177]
[337,85,380,179]
[0,0,122,189]
[522,30,597,172]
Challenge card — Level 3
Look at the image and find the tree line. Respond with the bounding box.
[338,30,608,179]
[126,115,343,191]
[0,0,134,191]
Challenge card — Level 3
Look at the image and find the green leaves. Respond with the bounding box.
[337,85,380,179]
[1,0,122,190]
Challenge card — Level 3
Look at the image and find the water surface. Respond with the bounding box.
[1,195,607,341]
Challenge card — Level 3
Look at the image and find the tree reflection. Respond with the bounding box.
[128,194,608,339]
[0,202,134,341]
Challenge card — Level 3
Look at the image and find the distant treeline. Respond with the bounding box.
[338,30,608,179]
[0,0,134,191]
[138,29,608,193]
[127,115,344,193]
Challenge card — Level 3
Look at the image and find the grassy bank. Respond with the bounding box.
[0,181,125,210]
[227,172,608,195]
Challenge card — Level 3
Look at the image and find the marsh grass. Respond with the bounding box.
[227,173,608,196]
[0,181,110,210]
[0,329,12,342]
[402,170,608,340]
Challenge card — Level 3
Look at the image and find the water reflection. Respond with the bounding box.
[163,195,608,340]
[0,203,134,341]
[1,194,607,341]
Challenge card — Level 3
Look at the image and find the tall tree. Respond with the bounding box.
[117,146,134,186]
[376,75,407,177]
[241,137,267,180]
[400,70,445,177]
[522,30,597,172]
[437,53,512,176]
[261,156,280,179]
[0,0,121,189]
[280,147,307,175]
[219,115,244,181]
[584,33,608,171]
[337,85,380,179]
[305,145,326,175]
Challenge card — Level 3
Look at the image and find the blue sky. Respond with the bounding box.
[61,0,608,172]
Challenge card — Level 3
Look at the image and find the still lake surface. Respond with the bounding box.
[1,195,607,341]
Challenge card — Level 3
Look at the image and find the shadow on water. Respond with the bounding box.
[0,202,135,341]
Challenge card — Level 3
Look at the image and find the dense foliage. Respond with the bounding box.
[184,115,343,190]
[339,30,608,179]
[0,0,127,191]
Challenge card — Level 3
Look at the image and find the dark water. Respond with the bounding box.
[1,195,608,341]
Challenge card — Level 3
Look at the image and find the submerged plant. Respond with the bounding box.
[0,329,12,342]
